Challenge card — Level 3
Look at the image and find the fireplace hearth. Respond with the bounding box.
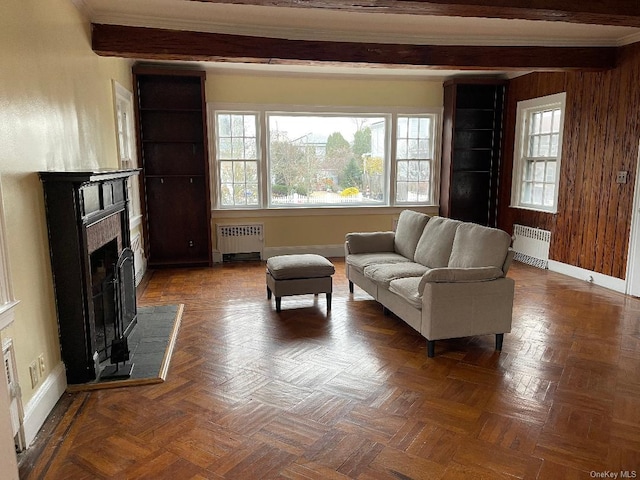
[40,169,139,384]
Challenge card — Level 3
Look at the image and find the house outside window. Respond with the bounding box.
[511,92,566,213]
[211,105,440,209]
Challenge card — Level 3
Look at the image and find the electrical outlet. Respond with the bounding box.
[29,361,39,388]
[38,354,46,376]
[616,171,628,184]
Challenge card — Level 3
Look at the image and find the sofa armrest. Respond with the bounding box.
[418,266,504,292]
[421,277,515,341]
[345,231,395,254]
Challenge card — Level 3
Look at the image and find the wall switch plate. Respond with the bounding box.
[29,361,39,388]
[38,354,45,376]
[616,171,628,184]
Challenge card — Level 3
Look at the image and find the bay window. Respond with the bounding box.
[212,105,440,209]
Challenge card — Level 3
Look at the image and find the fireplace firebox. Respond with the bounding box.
[40,169,139,384]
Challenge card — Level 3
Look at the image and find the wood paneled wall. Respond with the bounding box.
[498,42,640,279]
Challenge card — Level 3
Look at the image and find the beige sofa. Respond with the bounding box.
[345,210,515,357]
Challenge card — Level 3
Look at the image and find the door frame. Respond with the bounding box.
[625,140,640,296]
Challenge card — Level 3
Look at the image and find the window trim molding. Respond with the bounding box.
[510,92,567,214]
[0,178,19,331]
[207,102,442,210]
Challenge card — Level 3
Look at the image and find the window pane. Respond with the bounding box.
[534,162,545,182]
[218,114,231,137]
[219,138,232,159]
[543,185,555,206]
[523,161,534,181]
[530,112,541,135]
[541,110,553,133]
[267,114,387,206]
[533,183,543,204]
[221,184,233,206]
[246,162,258,182]
[397,139,408,159]
[244,116,256,137]
[552,109,561,132]
[397,117,408,138]
[396,182,408,202]
[521,182,532,204]
[419,161,430,182]
[550,134,559,157]
[408,139,420,159]
[397,161,408,181]
[529,136,539,157]
[220,162,233,183]
[545,161,556,183]
[538,135,550,157]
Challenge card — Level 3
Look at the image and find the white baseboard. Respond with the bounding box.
[22,362,66,447]
[263,244,345,259]
[547,260,626,294]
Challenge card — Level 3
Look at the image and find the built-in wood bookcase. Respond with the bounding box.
[133,66,212,267]
[440,79,506,227]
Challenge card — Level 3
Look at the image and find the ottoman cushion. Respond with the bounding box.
[267,254,335,280]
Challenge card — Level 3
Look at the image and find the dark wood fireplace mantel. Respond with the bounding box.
[40,168,139,384]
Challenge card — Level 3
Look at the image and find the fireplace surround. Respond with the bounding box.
[40,169,139,384]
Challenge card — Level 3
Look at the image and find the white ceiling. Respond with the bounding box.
[73,0,640,79]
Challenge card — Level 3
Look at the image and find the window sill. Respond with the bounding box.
[509,204,557,214]
[0,300,19,331]
[212,204,439,218]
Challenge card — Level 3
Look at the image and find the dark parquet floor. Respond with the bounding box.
[20,260,640,479]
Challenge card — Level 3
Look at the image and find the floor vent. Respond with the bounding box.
[513,224,551,269]
[216,224,264,259]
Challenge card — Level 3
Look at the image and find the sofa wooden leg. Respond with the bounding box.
[326,293,332,311]
[276,297,282,312]
[383,306,390,316]
[349,281,354,293]
[496,333,504,351]
[427,340,435,358]
[267,287,272,300]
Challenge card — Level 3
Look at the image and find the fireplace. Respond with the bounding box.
[40,169,139,384]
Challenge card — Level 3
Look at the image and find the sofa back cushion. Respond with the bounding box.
[413,216,461,268]
[448,223,512,268]
[394,210,430,260]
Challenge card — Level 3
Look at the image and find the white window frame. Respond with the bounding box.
[112,80,142,228]
[0,178,19,331]
[511,92,566,213]
[208,103,441,211]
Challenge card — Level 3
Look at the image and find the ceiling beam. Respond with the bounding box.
[190,0,640,28]
[92,24,616,71]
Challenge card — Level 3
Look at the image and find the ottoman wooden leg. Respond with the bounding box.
[276,297,282,312]
[326,293,332,310]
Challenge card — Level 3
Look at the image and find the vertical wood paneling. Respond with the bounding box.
[498,43,640,279]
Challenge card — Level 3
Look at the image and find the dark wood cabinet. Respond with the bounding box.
[40,169,138,384]
[133,67,212,267]
[440,79,506,226]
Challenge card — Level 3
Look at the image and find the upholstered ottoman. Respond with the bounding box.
[266,254,335,312]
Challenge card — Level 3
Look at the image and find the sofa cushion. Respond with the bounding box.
[267,254,335,280]
[418,266,505,292]
[388,277,422,309]
[346,252,410,273]
[413,216,461,268]
[363,262,429,288]
[394,210,430,261]
[346,231,395,254]
[448,223,512,269]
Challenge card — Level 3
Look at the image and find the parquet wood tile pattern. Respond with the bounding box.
[22,260,640,479]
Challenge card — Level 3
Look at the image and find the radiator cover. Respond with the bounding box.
[512,224,551,269]
[216,224,264,257]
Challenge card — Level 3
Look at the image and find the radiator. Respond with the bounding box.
[216,224,264,256]
[512,224,551,269]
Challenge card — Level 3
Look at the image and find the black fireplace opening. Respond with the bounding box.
[90,241,137,366]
